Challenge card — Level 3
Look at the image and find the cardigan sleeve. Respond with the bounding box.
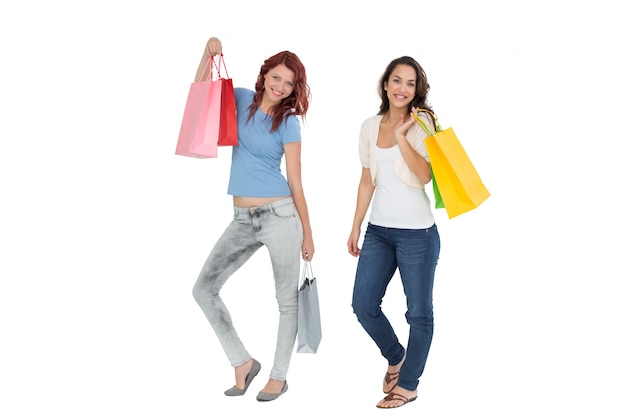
[358,116,375,168]
[392,112,435,189]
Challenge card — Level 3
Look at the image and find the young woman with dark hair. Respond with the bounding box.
[347,56,440,409]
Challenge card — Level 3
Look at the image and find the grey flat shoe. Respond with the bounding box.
[224,359,261,396]
[256,381,288,402]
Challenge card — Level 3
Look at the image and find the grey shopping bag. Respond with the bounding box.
[297,260,321,353]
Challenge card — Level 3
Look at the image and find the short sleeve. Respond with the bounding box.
[359,117,376,168]
[281,116,301,144]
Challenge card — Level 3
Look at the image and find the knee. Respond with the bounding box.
[192,280,203,303]
[277,288,297,309]
[352,298,379,322]
[278,292,298,314]
[405,312,434,329]
[192,276,216,303]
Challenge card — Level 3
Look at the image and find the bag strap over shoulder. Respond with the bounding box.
[413,108,442,136]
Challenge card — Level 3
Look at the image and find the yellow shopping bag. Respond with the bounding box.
[414,111,490,219]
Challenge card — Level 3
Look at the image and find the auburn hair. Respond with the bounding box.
[247,51,311,132]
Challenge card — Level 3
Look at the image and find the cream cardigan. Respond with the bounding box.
[358,113,434,188]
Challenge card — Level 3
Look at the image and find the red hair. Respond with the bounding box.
[247,51,311,132]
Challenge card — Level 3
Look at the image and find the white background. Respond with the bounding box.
[1,0,625,416]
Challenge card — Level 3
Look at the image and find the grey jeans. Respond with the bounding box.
[192,197,303,381]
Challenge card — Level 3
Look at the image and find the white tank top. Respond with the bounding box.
[369,145,435,229]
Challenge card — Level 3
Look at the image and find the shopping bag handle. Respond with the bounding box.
[196,53,230,81]
[299,260,315,288]
[412,108,443,135]
[213,53,230,80]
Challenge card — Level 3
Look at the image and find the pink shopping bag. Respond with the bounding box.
[175,56,222,158]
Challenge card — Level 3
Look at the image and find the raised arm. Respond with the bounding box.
[194,37,223,82]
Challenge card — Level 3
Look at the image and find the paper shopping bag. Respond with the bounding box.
[430,166,445,209]
[297,260,321,354]
[415,112,490,219]
[175,56,221,158]
[214,55,238,146]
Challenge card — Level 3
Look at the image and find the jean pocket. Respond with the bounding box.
[271,203,296,219]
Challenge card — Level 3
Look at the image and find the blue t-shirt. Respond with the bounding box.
[227,88,301,197]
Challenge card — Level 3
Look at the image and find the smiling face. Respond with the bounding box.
[261,63,295,110]
[384,64,417,110]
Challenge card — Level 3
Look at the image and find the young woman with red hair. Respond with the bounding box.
[191,37,314,402]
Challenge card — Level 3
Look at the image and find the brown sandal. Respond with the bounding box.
[376,392,417,409]
[382,371,399,394]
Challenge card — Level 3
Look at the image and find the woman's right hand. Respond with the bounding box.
[205,37,222,56]
[347,229,361,257]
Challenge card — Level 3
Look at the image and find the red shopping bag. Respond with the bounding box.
[175,56,221,158]
[215,55,238,146]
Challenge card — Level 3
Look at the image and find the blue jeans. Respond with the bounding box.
[192,197,303,381]
[352,223,440,391]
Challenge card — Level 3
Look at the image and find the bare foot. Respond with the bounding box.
[376,386,417,408]
[233,358,254,389]
[259,378,286,394]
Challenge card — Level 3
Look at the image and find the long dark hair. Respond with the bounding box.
[377,56,435,127]
[247,50,311,132]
